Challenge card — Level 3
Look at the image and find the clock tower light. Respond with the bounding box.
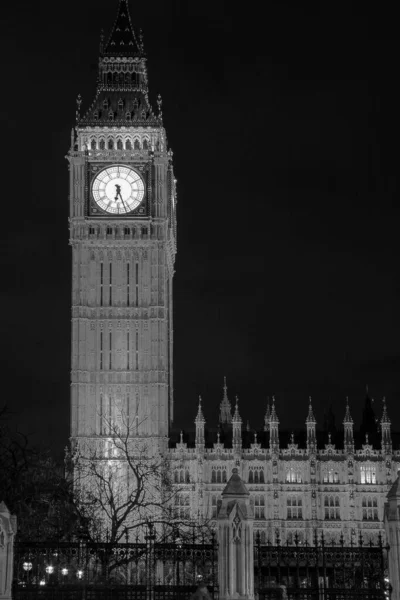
[68,0,176,452]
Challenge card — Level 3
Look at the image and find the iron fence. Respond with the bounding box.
[13,535,218,600]
[255,532,389,600]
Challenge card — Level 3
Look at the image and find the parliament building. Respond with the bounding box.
[68,0,400,546]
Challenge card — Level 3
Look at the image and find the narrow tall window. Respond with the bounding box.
[135,262,139,306]
[109,331,112,369]
[99,393,103,434]
[135,330,139,369]
[127,331,130,369]
[100,262,103,306]
[100,332,103,370]
[108,395,112,434]
[127,263,130,306]
[109,263,112,306]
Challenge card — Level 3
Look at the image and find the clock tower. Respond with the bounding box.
[68,0,176,452]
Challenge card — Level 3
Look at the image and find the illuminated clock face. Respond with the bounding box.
[92,165,145,214]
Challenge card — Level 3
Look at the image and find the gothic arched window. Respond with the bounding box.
[91,139,96,150]
[108,139,114,150]
[126,139,132,150]
[134,139,140,150]
[143,139,149,150]
[99,139,105,150]
[118,99,124,111]
[125,111,131,121]
[117,139,123,150]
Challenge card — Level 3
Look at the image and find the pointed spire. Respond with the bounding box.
[232,396,242,423]
[306,397,316,453]
[269,396,280,452]
[195,395,205,423]
[381,397,390,423]
[103,0,140,56]
[380,397,392,455]
[306,397,316,423]
[195,397,205,450]
[219,376,232,424]
[343,397,353,424]
[270,396,279,423]
[343,397,354,454]
[232,396,242,454]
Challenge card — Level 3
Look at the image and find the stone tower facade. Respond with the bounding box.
[68,0,176,453]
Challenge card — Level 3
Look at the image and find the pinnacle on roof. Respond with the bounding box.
[381,397,391,424]
[270,396,279,423]
[306,397,316,424]
[232,396,242,423]
[103,0,141,56]
[343,397,353,424]
[195,395,205,423]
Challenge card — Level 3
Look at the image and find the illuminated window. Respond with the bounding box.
[324,496,340,520]
[286,468,302,483]
[211,495,218,518]
[109,263,112,306]
[287,496,303,520]
[254,495,265,519]
[127,263,130,306]
[174,468,190,484]
[211,467,227,483]
[127,331,130,370]
[249,467,265,484]
[360,465,376,484]
[362,497,378,521]
[135,330,139,369]
[135,262,139,306]
[323,469,339,484]
[174,494,190,519]
[100,262,103,306]
[100,332,103,370]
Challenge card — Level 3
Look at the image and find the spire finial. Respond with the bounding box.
[195,395,205,422]
[306,397,316,423]
[180,430,183,444]
[217,431,220,444]
[291,432,294,444]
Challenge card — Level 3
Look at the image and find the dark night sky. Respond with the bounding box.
[1,0,399,456]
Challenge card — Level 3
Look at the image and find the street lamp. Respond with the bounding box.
[45,565,54,575]
[61,568,69,576]
[77,570,84,580]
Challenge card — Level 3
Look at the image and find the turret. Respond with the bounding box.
[232,396,242,454]
[195,396,205,451]
[343,397,354,454]
[306,397,316,453]
[380,397,392,454]
[219,377,232,425]
[269,397,280,453]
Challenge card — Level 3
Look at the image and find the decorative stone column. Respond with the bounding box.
[217,468,254,600]
[385,471,400,600]
[0,502,17,600]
